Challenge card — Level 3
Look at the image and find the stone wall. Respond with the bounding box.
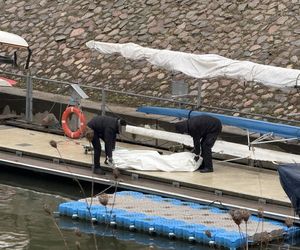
[0,0,299,120]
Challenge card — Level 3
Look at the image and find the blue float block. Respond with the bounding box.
[95,209,108,223]
[77,206,93,220]
[189,203,205,209]
[178,224,199,240]
[122,214,135,228]
[175,222,200,239]
[89,205,105,217]
[194,226,217,243]
[133,216,166,235]
[173,224,186,239]
[58,201,83,216]
[160,198,180,205]
[77,206,87,219]
[195,230,212,244]
[194,226,227,244]
[157,218,171,235]
[70,203,102,220]
[114,210,130,226]
[214,231,246,249]
[58,202,71,215]
[249,215,263,223]
[135,216,157,231]
[161,219,187,236]
[117,191,144,198]
[97,207,125,224]
[169,199,182,206]
[133,216,166,234]
[210,207,228,214]
[179,201,197,207]
[162,221,175,235]
[64,202,88,216]
[121,213,145,228]
[66,203,76,216]
[64,202,75,216]
[143,194,163,202]
[140,217,157,231]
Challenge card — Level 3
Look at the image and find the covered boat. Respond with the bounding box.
[86,41,300,89]
[0,30,31,69]
[278,164,300,216]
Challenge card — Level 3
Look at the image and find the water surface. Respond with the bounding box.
[0,167,209,250]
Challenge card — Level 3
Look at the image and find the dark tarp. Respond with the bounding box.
[0,52,17,66]
[278,164,300,216]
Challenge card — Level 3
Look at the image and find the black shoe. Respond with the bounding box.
[198,165,205,170]
[199,168,213,173]
[93,167,105,175]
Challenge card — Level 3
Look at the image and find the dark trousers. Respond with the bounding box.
[91,133,102,169]
[200,129,221,170]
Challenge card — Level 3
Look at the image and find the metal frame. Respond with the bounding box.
[0,70,299,127]
[219,129,299,164]
[247,129,298,147]
[25,71,33,122]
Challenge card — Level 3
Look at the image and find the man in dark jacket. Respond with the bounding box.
[175,115,222,173]
[86,115,127,175]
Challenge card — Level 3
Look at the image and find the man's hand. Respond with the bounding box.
[105,157,114,167]
[194,155,200,162]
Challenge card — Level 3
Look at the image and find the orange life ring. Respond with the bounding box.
[61,106,87,139]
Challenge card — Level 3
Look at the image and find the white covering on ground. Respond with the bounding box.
[125,125,300,164]
[113,150,202,172]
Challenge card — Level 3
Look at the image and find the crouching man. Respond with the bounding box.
[175,115,222,173]
[85,115,127,175]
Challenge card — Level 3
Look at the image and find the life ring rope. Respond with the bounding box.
[61,106,86,139]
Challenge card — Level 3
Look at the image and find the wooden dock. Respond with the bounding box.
[0,124,296,221]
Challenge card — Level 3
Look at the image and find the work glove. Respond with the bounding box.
[194,155,200,162]
[105,157,114,167]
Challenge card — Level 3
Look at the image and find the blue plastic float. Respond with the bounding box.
[57,191,300,249]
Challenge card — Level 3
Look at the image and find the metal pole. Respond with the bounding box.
[25,71,33,122]
[196,80,202,109]
[101,88,106,116]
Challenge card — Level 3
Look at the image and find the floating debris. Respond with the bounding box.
[98,193,109,207]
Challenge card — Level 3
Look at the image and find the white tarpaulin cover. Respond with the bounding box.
[125,125,300,164]
[0,30,28,47]
[113,150,202,172]
[86,41,300,88]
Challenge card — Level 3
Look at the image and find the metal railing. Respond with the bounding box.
[0,70,299,126]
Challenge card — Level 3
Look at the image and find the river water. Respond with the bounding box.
[0,167,213,250]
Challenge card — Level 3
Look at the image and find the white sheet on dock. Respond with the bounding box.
[125,125,300,164]
[113,150,202,172]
